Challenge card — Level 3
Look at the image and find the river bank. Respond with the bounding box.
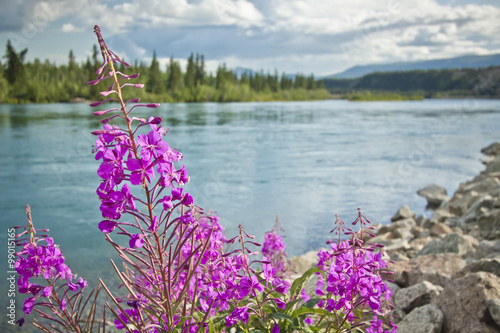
[290,142,500,332]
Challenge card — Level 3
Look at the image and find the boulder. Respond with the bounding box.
[478,209,500,240]
[476,240,500,259]
[432,272,500,333]
[395,281,443,314]
[417,233,477,257]
[427,208,455,226]
[456,176,500,197]
[409,237,434,253]
[481,142,500,156]
[484,159,500,175]
[396,304,444,333]
[459,195,495,232]
[387,253,466,288]
[453,258,500,279]
[447,191,481,216]
[429,223,453,237]
[417,184,449,208]
[378,218,416,241]
[487,299,500,328]
[391,205,417,222]
[383,238,413,253]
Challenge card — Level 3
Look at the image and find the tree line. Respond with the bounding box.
[0,41,330,104]
[323,67,500,98]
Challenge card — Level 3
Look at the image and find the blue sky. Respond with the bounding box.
[0,0,499,76]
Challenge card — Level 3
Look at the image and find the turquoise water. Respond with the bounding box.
[1,99,499,329]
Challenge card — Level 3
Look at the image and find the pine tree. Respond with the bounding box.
[4,40,27,86]
[146,50,165,94]
[166,56,184,93]
[185,53,195,90]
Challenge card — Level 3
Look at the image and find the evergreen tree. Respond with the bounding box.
[194,53,205,86]
[68,50,76,71]
[146,50,165,94]
[185,53,196,90]
[166,56,184,93]
[4,40,27,86]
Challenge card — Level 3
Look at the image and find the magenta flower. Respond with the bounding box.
[129,234,144,248]
[273,298,286,309]
[98,220,118,233]
[99,184,135,219]
[159,196,173,210]
[67,282,79,292]
[137,130,169,161]
[148,216,159,232]
[237,275,264,299]
[126,157,155,185]
[22,297,35,315]
[225,307,249,327]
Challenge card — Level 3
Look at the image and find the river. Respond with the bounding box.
[0,99,499,328]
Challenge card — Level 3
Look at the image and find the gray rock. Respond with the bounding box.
[384,238,413,253]
[447,191,481,216]
[427,208,455,226]
[416,214,427,227]
[476,240,500,259]
[374,218,416,243]
[417,233,477,257]
[395,281,443,314]
[453,258,500,279]
[478,209,500,240]
[485,159,500,175]
[487,299,500,328]
[457,175,500,196]
[417,184,449,208]
[387,253,466,288]
[396,304,444,333]
[459,195,495,232]
[432,272,500,333]
[481,142,500,156]
[392,205,417,222]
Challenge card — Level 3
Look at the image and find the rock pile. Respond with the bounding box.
[290,142,500,333]
[372,142,500,333]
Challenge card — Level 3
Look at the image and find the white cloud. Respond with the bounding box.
[2,0,500,75]
[61,23,83,33]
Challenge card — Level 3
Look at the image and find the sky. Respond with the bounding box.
[0,0,499,76]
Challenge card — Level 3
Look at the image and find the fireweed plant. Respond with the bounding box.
[13,26,397,333]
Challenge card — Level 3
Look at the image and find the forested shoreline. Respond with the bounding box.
[3,39,499,104]
[0,41,330,104]
[323,66,500,99]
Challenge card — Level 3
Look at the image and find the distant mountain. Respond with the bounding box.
[325,53,500,79]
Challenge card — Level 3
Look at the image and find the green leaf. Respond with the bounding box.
[291,307,316,319]
[270,312,293,323]
[290,267,324,297]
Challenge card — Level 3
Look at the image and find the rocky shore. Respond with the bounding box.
[290,142,500,333]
